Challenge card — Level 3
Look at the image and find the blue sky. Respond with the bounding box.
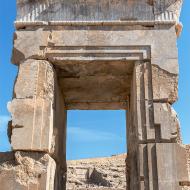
[0,1,190,160]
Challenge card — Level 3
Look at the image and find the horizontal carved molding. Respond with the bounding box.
[16,0,179,25]
[155,11,178,22]
[15,20,176,29]
[42,46,151,62]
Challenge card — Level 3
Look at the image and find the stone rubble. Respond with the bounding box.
[66,154,127,190]
[0,151,56,190]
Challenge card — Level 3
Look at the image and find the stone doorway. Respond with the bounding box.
[4,52,189,189]
[0,1,190,188]
[54,59,133,189]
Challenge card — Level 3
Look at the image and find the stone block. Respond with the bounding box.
[131,62,155,142]
[12,27,178,74]
[14,59,54,100]
[8,98,54,152]
[154,103,181,142]
[0,151,55,190]
[138,144,148,189]
[138,143,158,190]
[152,64,178,103]
[8,59,55,152]
[156,143,189,189]
[12,29,50,64]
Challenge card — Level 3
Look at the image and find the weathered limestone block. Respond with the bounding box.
[154,103,181,142]
[8,98,53,151]
[48,26,178,74]
[0,151,55,190]
[8,59,55,152]
[156,143,189,189]
[12,26,179,75]
[130,62,155,142]
[12,30,50,64]
[137,143,189,190]
[152,65,178,103]
[129,62,179,143]
[14,59,54,100]
[138,143,158,190]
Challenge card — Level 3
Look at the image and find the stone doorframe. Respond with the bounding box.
[0,21,189,190]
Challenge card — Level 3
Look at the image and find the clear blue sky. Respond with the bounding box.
[0,1,189,160]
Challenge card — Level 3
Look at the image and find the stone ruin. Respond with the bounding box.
[0,0,190,189]
[67,154,127,190]
[66,147,190,190]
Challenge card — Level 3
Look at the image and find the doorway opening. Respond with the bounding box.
[66,110,127,189]
[67,110,126,160]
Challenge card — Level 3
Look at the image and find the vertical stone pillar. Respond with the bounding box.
[127,62,189,190]
[8,59,55,152]
[0,59,67,190]
[53,75,67,190]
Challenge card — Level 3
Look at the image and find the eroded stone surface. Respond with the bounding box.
[8,59,55,152]
[154,103,181,142]
[16,0,182,23]
[152,65,178,103]
[8,98,54,151]
[67,154,127,190]
[14,59,54,100]
[0,151,56,190]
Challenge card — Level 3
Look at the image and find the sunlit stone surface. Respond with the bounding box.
[0,0,189,189]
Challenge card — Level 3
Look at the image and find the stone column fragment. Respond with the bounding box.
[8,59,55,153]
[53,74,67,190]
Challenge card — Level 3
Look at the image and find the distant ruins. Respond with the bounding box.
[67,154,127,190]
[0,0,190,189]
